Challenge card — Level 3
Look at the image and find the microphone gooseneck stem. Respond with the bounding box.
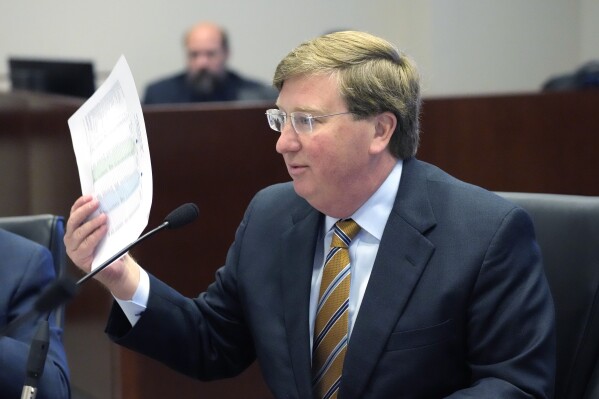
[20,386,37,399]
[76,221,168,286]
[4,202,198,337]
[21,319,50,399]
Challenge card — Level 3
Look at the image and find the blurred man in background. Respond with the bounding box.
[143,21,277,104]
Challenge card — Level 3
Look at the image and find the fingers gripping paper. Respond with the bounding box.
[68,55,152,270]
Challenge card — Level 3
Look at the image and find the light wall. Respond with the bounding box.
[0,0,596,98]
[581,0,599,61]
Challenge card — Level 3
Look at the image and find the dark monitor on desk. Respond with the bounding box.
[8,58,95,98]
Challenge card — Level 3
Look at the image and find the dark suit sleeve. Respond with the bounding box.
[106,202,257,381]
[0,245,71,399]
[446,207,556,398]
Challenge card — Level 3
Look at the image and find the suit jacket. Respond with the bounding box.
[107,158,556,398]
[143,70,278,105]
[0,229,70,399]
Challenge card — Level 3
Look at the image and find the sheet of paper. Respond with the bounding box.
[68,55,152,270]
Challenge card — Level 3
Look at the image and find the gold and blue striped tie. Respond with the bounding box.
[312,219,361,399]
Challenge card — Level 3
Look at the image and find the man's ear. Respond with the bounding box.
[369,112,397,154]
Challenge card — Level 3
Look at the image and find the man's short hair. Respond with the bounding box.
[273,31,421,159]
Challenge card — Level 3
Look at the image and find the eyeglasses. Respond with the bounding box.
[265,109,353,135]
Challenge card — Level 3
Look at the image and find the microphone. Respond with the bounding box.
[20,320,50,399]
[162,202,200,229]
[76,202,199,286]
[0,276,77,338]
[33,276,78,315]
[5,203,199,398]
[1,203,199,337]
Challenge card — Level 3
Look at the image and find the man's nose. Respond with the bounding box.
[276,123,301,154]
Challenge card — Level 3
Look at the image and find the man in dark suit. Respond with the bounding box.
[143,21,277,104]
[0,229,71,399]
[65,31,555,398]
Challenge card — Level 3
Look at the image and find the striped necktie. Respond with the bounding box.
[312,219,361,399]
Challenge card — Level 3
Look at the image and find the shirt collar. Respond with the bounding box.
[325,159,403,240]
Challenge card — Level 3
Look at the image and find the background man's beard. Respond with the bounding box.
[188,69,223,95]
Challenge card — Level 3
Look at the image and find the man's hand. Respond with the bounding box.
[64,195,140,300]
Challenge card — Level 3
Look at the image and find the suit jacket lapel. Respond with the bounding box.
[281,205,322,398]
[341,158,437,399]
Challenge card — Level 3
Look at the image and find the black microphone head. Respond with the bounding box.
[164,203,199,229]
[34,276,78,314]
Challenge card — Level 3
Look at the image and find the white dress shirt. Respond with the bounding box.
[308,160,402,349]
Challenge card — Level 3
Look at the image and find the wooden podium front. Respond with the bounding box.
[1,89,598,398]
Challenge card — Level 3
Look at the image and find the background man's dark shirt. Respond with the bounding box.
[143,70,277,104]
